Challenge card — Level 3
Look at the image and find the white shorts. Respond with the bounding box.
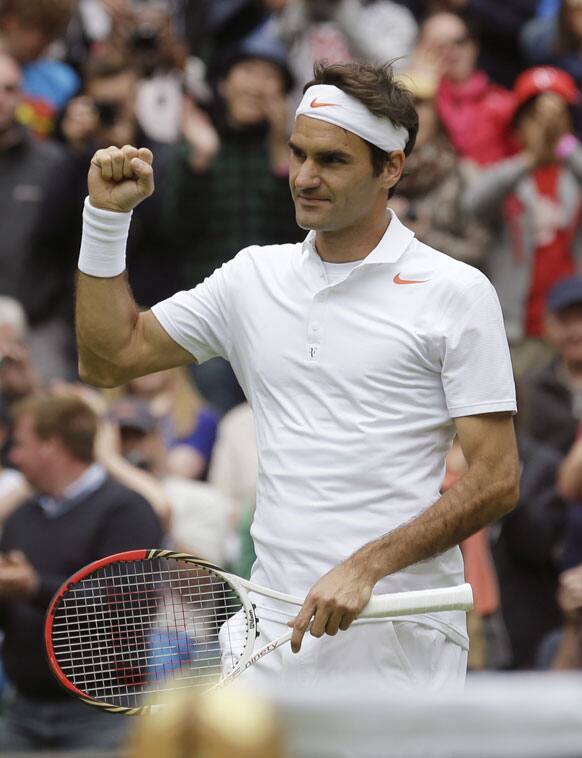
[234,615,467,694]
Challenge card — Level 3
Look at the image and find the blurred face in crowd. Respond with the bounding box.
[220,58,285,126]
[421,13,477,83]
[118,425,164,473]
[0,52,21,136]
[514,93,573,157]
[289,116,398,233]
[86,69,137,148]
[545,304,582,366]
[9,414,57,493]
[0,17,52,63]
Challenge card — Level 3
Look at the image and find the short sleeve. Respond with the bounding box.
[151,252,244,363]
[440,277,516,418]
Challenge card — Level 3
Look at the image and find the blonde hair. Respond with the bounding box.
[105,367,204,439]
[128,685,284,758]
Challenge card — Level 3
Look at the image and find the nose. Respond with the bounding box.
[294,159,321,191]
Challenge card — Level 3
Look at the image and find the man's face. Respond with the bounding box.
[0,53,21,135]
[545,304,582,364]
[422,14,477,84]
[220,58,285,126]
[289,116,396,232]
[86,70,137,147]
[9,415,55,492]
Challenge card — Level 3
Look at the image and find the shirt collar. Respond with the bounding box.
[37,463,106,518]
[300,210,414,266]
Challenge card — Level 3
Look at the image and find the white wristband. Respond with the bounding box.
[78,197,133,277]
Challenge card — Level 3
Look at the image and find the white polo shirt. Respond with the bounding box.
[152,213,516,648]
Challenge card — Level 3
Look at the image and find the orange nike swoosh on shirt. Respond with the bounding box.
[393,273,429,285]
[310,98,339,108]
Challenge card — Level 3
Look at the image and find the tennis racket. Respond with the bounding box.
[45,549,473,714]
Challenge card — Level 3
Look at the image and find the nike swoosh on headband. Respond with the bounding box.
[310,98,340,108]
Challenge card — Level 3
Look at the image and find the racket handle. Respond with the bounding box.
[360,583,474,619]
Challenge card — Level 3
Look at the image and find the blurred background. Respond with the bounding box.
[1,0,582,754]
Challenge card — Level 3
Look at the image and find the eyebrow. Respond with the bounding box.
[288,140,353,162]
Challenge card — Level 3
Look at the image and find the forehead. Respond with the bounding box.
[422,13,468,44]
[291,115,369,157]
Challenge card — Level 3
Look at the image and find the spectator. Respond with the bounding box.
[102,0,190,143]
[111,397,233,565]
[521,0,582,137]
[519,276,582,455]
[269,0,417,110]
[166,33,302,414]
[413,11,515,165]
[21,50,181,382]
[492,431,568,669]
[0,0,79,138]
[551,563,582,668]
[390,70,491,265]
[116,368,219,480]
[463,67,582,376]
[0,297,35,522]
[0,52,63,302]
[461,0,536,88]
[0,297,40,409]
[0,393,163,751]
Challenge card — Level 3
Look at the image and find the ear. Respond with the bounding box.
[381,150,406,192]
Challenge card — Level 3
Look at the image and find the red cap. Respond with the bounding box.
[513,66,579,110]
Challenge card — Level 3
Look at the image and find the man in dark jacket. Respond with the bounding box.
[0,51,63,300]
[0,393,163,751]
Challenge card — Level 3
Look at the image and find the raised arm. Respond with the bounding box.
[76,145,193,388]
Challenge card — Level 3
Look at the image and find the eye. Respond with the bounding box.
[289,144,305,160]
[322,154,347,165]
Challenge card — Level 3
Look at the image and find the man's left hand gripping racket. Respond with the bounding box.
[45,549,473,714]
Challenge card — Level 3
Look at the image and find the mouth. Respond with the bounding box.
[296,195,330,207]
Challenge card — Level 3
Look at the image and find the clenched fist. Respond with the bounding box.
[88,144,155,213]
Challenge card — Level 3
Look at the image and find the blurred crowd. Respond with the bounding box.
[1,0,582,751]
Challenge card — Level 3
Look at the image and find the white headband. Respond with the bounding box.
[295,84,409,152]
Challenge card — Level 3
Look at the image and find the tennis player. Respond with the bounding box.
[75,62,519,692]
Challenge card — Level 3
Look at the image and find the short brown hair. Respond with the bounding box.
[303,61,419,176]
[12,393,97,463]
[0,0,75,38]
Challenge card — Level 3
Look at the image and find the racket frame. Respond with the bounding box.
[45,548,474,714]
[44,549,258,714]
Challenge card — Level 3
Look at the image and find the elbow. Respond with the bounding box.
[78,357,125,389]
[495,462,521,517]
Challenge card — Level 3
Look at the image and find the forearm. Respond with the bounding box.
[350,460,518,583]
[462,155,531,221]
[552,624,582,670]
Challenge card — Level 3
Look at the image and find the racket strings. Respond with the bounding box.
[50,558,250,708]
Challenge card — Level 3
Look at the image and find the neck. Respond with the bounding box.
[315,207,390,263]
[43,460,92,500]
